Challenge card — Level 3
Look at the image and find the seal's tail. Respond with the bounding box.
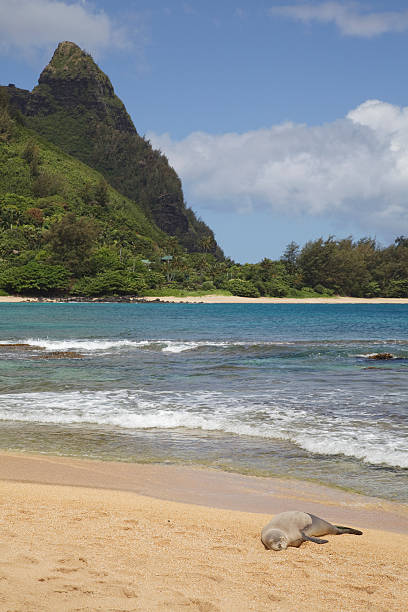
[335,525,363,535]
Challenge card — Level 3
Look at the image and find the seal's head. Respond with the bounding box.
[264,529,288,551]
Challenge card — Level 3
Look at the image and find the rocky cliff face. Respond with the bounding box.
[6,42,219,254]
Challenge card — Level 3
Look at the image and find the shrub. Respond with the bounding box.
[146,270,166,289]
[22,140,41,177]
[46,213,98,274]
[73,270,147,296]
[94,179,109,207]
[0,204,22,228]
[362,281,381,298]
[89,246,122,273]
[201,280,215,291]
[265,278,290,297]
[32,172,63,197]
[385,279,408,298]
[25,207,44,225]
[313,284,334,296]
[0,262,70,295]
[226,278,260,298]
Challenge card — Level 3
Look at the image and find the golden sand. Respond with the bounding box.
[142,295,408,304]
[0,453,407,611]
[0,296,38,303]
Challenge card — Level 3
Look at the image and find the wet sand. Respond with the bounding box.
[0,452,407,611]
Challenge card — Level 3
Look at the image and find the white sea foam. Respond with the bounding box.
[295,433,408,469]
[0,339,146,352]
[160,341,225,353]
[0,388,407,469]
[0,338,291,354]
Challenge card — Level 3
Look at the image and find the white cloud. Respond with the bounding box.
[269,2,408,37]
[0,0,131,57]
[148,100,408,237]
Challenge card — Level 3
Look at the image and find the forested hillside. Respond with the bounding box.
[5,41,219,256]
[0,88,173,295]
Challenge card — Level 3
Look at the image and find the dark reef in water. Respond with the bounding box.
[33,351,83,359]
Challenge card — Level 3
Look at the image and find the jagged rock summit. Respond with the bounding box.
[6,41,219,254]
[34,41,134,132]
[42,41,106,82]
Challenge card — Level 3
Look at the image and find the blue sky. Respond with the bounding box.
[1,1,408,261]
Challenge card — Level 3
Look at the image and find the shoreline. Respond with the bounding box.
[1,294,408,304]
[1,452,408,610]
[1,451,407,533]
[143,295,408,304]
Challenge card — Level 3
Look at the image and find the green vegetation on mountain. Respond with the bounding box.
[1,43,408,298]
[6,41,219,255]
[0,88,172,294]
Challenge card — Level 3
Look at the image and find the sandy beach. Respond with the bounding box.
[1,453,407,611]
[142,295,408,304]
[0,296,39,303]
[1,294,408,304]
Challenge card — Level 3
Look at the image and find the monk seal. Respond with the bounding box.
[261,511,362,550]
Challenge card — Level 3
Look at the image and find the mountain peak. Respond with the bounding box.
[57,40,81,52]
[32,41,123,122]
[4,43,221,255]
[39,41,111,88]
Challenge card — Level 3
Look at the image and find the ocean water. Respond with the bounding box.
[0,303,407,502]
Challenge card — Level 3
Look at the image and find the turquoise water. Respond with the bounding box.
[0,303,407,501]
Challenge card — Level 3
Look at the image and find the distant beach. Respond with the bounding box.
[141,295,408,304]
[1,294,408,304]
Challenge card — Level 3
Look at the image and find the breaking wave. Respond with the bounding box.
[0,338,294,354]
[0,388,407,469]
[2,337,408,357]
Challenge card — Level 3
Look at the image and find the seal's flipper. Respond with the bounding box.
[302,533,328,544]
[334,525,363,536]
